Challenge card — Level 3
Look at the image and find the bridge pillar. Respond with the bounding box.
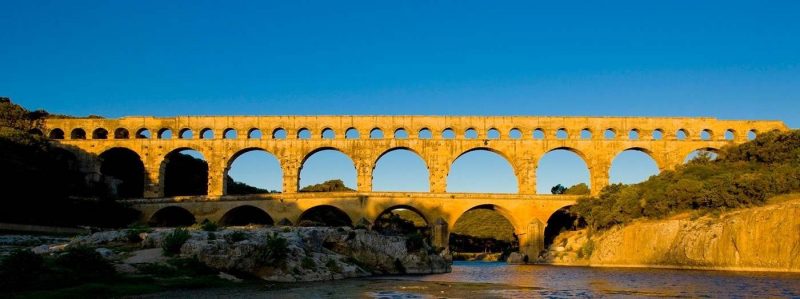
[589,161,610,196]
[281,158,300,193]
[431,218,449,249]
[356,160,373,192]
[516,159,536,194]
[143,164,163,198]
[207,160,226,197]
[518,219,545,260]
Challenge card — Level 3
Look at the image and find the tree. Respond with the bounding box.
[551,184,567,194]
[299,179,354,192]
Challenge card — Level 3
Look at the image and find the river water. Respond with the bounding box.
[144,261,800,298]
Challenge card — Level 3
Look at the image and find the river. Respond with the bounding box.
[140,261,800,298]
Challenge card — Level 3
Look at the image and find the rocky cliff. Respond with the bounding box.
[542,196,800,272]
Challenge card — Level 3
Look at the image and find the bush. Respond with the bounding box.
[200,219,218,232]
[55,246,116,282]
[0,250,45,291]
[226,231,248,243]
[325,259,341,273]
[162,228,191,256]
[126,223,152,242]
[301,256,316,270]
[255,233,289,266]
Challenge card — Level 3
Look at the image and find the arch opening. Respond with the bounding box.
[610,149,659,184]
[136,128,151,139]
[629,129,640,140]
[747,130,757,140]
[370,128,384,139]
[373,206,429,236]
[465,128,477,139]
[272,128,287,139]
[684,148,719,163]
[537,149,590,195]
[71,128,86,140]
[345,128,359,139]
[700,129,713,141]
[200,128,213,139]
[604,129,616,140]
[450,205,517,258]
[298,205,352,227]
[652,129,664,140]
[299,148,356,192]
[447,149,516,193]
[224,128,237,139]
[163,149,208,197]
[442,128,455,139]
[556,128,568,140]
[394,128,409,139]
[487,128,500,139]
[49,128,65,139]
[148,206,195,227]
[321,128,335,139]
[373,148,429,192]
[544,206,585,248]
[297,128,311,140]
[418,128,432,139]
[533,128,545,140]
[509,128,522,139]
[179,128,193,139]
[114,128,129,139]
[580,129,592,139]
[226,148,282,195]
[158,128,172,139]
[248,128,262,139]
[99,147,145,198]
[676,129,688,141]
[92,128,108,139]
[724,129,735,141]
[219,205,274,226]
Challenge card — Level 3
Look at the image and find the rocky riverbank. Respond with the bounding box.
[30,226,451,282]
[541,196,800,272]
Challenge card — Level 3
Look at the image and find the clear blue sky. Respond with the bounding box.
[2,1,798,193]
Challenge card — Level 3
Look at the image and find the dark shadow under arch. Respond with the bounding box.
[219,205,274,226]
[99,147,145,198]
[148,206,196,227]
[544,206,584,248]
[162,148,208,197]
[298,205,352,227]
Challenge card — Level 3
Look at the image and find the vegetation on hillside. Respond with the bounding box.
[299,179,354,192]
[573,130,800,230]
[551,183,590,195]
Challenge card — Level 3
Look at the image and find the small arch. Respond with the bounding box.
[49,128,65,139]
[676,129,688,141]
[92,128,108,139]
[442,128,455,139]
[148,206,196,227]
[272,128,287,139]
[509,128,522,139]
[219,205,274,226]
[533,128,545,140]
[321,128,335,139]
[157,128,172,139]
[29,128,43,136]
[345,128,360,139]
[298,205,352,227]
[580,128,592,139]
[464,128,478,139]
[70,128,86,140]
[179,128,193,139]
[248,128,262,139]
[114,128,130,139]
[724,129,735,141]
[223,128,237,139]
[297,128,311,140]
[652,129,664,140]
[747,130,757,140]
[394,128,409,139]
[556,128,568,140]
[135,128,151,139]
[418,128,432,139]
[370,128,384,139]
[373,205,429,235]
[199,128,214,139]
[700,129,713,141]
[487,128,500,139]
[604,128,616,140]
[628,129,640,140]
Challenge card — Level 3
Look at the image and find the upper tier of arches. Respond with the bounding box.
[43,116,786,142]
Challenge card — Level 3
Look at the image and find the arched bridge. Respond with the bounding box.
[43,115,788,257]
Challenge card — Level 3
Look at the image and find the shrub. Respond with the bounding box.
[200,219,218,232]
[580,240,594,258]
[55,246,115,282]
[226,231,248,243]
[0,249,45,291]
[126,223,152,242]
[162,228,191,256]
[301,256,316,270]
[325,259,341,273]
[255,233,289,266]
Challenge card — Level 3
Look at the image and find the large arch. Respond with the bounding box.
[98,147,145,198]
[162,148,208,197]
[299,148,356,191]
[543,205,583,248]
[219,205,274,226]
[372,147,429,192]
[684,147,720,163]
[447,148,517,193]
[298,205,352,227]
[609,148,660,184]
[450,204,518,255]
[148,206,196,227]
[536,147,591,194]
[225,148,283,195]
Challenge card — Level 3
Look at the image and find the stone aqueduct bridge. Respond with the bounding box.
[44,116,787,257]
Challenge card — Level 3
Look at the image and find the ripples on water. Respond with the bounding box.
[382,261,800,298]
